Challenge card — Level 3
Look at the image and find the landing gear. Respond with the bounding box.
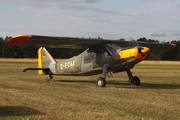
[46,74,53,81]
[96,77,106,87]
[126,69,140,86]
[96,64,108,87]
[130,76,140,86]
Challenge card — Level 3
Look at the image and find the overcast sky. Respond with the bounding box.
[1,0,180,41]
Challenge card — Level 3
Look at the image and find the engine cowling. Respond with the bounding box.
[119,46,149,61]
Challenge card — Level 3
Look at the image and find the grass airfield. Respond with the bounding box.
[0,59,180,120]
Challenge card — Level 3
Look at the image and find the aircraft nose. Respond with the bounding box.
[139,47,149,54]
[119,46,150,61]
[135,47,149,60]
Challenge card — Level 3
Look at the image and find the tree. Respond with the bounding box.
[147,39,159,43]
[137,38,160,60]
[0,37,4,58]
[155,40,179,61]
[137,37,147,42]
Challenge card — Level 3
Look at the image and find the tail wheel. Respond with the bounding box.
[131,76,140,86]
[96,77,106,87]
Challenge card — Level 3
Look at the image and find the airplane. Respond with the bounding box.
[5,34,176,87]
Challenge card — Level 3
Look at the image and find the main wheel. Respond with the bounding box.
[131,76,140,86]
[96,77,106,87]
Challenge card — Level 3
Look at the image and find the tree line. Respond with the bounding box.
[0,36,180,61]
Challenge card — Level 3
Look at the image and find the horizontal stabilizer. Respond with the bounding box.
[20,67,49,72]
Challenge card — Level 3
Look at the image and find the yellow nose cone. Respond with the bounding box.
[135,47,149,61]
[141,47,149,54]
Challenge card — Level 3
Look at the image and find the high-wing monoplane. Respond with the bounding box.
[5,35,176,87]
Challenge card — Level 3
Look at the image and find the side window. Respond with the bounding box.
[84,50,96,64]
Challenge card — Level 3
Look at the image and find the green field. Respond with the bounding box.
[0,59,180,120]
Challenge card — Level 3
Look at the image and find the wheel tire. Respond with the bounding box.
[132,76,140,86]
[96,77,106,87]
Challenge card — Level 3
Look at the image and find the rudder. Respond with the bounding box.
[38,47,56,74]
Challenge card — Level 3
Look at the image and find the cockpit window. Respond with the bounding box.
[106,43,121,50]
[105,43,121,56]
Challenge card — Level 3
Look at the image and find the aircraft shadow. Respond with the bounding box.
[138,83,180,89]
[106,81,180,89]
[56,80,95,84]
[55,79,180,89]
[0,106,44,117]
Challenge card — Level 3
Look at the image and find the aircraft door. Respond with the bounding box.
[96,43,120,67]
[82,49,97,71]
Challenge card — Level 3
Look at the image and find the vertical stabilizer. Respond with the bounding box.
[38,47,56,74]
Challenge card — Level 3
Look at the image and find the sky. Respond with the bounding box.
[1,0,180,42]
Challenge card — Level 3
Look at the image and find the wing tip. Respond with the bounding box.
[167,44,176,50]
[5,34,31,46]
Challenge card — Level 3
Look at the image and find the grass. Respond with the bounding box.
[0,59,180,120]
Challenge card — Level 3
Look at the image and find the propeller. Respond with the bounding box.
[138,47,149,54]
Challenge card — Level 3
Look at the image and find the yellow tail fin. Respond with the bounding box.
[38,47,43,75]
[38,47,56,75]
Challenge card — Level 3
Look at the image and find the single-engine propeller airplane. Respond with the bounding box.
[5,34,176,87]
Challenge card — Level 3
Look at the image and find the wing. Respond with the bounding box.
[5,34,175,51]
[5,34,138,49]
[137,41,175,51]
